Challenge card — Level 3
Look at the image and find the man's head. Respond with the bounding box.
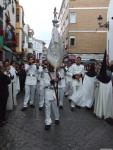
[4,59,10,67]
[60,63,65,68]
[10,61,16,67]
[0,63,3,72]
[48,63,54,72]
[28,56,34,64]
[76,56,81,65]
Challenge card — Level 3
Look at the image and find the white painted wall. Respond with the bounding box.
[0,0,3,6]
[107,0,113,62]
[32,38,44,59]
[23,24,29,49]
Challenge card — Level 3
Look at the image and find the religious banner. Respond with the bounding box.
[47,8,64,69]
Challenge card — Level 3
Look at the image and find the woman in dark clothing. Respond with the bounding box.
[0,65,11,127]
[18,64,26,92]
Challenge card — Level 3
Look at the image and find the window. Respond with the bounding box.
[16,15,19,22]
[28,42,32,48]
[16,33,19,47]
[65,16,68,27]
[69,36,76,46]
[16,8,19,22]
[69,12,76,23]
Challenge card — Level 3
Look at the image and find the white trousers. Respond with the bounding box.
[23,84,36,107]
[39,88,45,107]
[12,82,17,106]
[36,82,40,98]
[37,82,45,107]
[45,99,59,125]
[58,87,65,106]
[70,86,81,108]
[65,80,70,95]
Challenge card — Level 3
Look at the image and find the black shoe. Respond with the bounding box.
[0,122,4,127]
[59,106,63,109]
[21,107,27,111]
[106,118,113,126]
[85,107,91,110]
[76,105,81,109]
[70,107,75,111]
[45,125,51,130]
[0,121,7,127]
[30,104,35,108]
[55,120,60,125]
[39,107,43,111]
[68,99,71,103]
[65,94,68,97]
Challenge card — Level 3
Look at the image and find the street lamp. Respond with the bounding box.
[97,15,109,30]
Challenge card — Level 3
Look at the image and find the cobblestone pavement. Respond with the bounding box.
[0,92,113,150]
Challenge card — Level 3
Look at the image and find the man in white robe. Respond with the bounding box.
[57,64,66,108]
[4,60,19,110]
[21,56,37,111]
[67,56,84,111]
[71,63,97,108]
[43,64,59,130]
[37,63,45,110]
[9,62,19,106]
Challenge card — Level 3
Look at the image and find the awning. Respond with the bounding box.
[3,45,12,53]
[0,36,3,46]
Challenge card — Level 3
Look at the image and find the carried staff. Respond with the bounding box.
[43,7,64,130]
[47,7,64,106]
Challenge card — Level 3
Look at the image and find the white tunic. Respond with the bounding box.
[58,68,66,88]
[8,66,19,106]
[94,80,113,119]
[67,63,84,100]
[10,66,20,95]
[25,64,37,85]
[37,65,44,89]
[7,82,13,110]
[67,63,84,86]
[71,74,96,108]
[44,71,56,101]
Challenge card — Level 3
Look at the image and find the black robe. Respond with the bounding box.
[0,71,11,122]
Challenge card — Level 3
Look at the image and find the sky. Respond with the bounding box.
[19,0,62,46]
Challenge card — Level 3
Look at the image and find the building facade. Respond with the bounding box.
[0,0,17,61]
[16,1,24,56]
[32,38,45,60]
[59,0,110,60]
[27,28,34,54]
[23,24,29,59]
[0,3,4,61]
[107,0,113,62]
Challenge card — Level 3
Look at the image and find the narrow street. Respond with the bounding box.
[0,92,113,150]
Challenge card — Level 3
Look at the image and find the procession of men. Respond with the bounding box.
[0,7,113,130]
[0,51,113,129]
